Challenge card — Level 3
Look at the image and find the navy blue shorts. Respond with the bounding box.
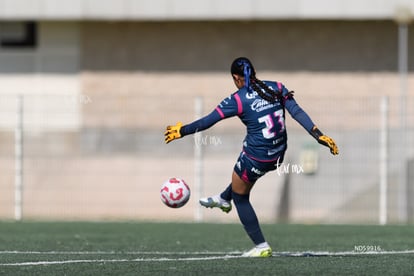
[233,152,285,184]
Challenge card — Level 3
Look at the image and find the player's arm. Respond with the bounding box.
[284,96,339,155]
[164,110,222,144]
[165,94,239,144]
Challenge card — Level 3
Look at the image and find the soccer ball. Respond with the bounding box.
[160,177,190,208]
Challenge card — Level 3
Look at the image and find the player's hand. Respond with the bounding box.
[318,135,339,155]
[164,122,183,144]
[310,126,339,155]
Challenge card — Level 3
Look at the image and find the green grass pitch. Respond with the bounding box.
[0,221,413,275]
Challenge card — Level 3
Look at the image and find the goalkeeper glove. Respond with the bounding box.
[164,122,183,144]
[310,126,339,155]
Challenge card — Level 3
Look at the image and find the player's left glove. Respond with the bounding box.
[310,126,339,155]
[164,122,183,144]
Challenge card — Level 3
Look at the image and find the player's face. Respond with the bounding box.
[232,74,245,89]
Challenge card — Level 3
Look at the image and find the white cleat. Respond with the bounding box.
[199,195,232,213]
[242,245,273,258]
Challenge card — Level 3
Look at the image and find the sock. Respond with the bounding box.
[256,242,270,249]
[220,184,233,201]
[232,191,266,245]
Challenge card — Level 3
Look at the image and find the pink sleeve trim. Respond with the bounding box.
[234,93,243,115]
[277,81,282,91]
[277,82,289,104]
[215,107,225,118]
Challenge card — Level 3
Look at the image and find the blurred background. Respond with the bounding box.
[0,0,413,224]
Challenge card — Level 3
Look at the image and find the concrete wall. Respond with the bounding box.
[82,20,406,72]
[80,20,414,131]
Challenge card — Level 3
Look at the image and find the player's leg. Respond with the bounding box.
[220,184,232,201]
[231,171,271,257]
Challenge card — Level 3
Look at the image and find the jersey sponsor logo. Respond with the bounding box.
[268,143,285,156]
[251,167,265,175]
[246,91,258,99]
[272,137,284,145]
[250,98,276,112]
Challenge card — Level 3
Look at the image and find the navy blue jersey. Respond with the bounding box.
[180,81,315,162]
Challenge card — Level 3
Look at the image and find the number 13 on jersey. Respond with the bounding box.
[258,110,285,139]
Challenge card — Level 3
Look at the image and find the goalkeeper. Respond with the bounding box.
[165,57,338,257]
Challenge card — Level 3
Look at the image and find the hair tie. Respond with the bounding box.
[243,63,251,89]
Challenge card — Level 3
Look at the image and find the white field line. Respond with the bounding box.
[0,256,243,266]
[1,250,414,256]
[0,250,238,255]
[0,250,413,266]
[273,250,414,257]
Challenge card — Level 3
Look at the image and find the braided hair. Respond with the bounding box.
[230,57,293,104]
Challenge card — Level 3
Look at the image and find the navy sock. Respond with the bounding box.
[220,184,233,201]
[231,191,266,245]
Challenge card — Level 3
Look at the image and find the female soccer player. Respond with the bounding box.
[165,57,338,257]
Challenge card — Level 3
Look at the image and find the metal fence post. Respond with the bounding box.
[379,96,388,225]
[194,96,204,222]
[14,94,24,221]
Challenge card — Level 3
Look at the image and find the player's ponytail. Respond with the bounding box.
[251,77,279,103]
[231,57,293,104]
[252,77,295,104]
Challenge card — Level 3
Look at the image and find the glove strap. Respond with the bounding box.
[310,126,324,141]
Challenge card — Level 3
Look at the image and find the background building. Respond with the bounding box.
[0,0,413,223]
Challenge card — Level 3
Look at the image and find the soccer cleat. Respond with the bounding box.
[199,195,232,213]
[242,245,273,258]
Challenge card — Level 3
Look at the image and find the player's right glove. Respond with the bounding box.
[164,122,183,144]
[310,126,339,155]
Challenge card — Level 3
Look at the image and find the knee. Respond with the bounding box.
[231,171,253,195]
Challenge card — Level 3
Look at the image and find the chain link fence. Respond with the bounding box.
[0,90,413,224]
